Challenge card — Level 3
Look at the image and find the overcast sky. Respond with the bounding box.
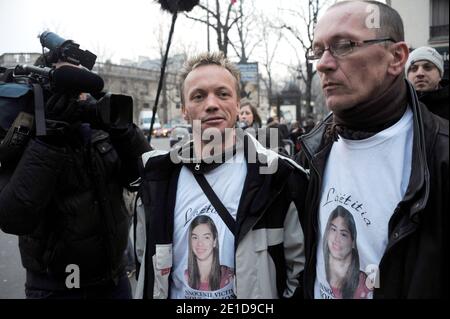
[0,0,293,63]
[0,0,388,78]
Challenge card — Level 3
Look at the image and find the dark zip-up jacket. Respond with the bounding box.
[296,82,449,298]
[0,124,151,289]
[134,133,309,299]
[418,79,449,120]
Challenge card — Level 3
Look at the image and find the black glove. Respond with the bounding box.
[45,93,81,124]
[37,93,82,147]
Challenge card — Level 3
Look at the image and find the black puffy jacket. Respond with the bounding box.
[0,124,151,289]
[418,79,449,120]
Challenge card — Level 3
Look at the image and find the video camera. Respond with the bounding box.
[0,31,133,140]
[39,31,97,70]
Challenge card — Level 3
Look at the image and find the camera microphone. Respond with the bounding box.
[238,121,249,130]
[14,65,104,94]
[156,0,199,14]
[52,66,104,94]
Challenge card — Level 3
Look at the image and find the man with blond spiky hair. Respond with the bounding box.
[135,51,309,299]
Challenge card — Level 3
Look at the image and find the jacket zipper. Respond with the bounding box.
[300,139,324,298]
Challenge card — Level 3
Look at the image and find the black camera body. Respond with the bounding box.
[0,31,133,138]
[40,31,97,70]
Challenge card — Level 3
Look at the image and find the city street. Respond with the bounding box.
[0,137,170,299]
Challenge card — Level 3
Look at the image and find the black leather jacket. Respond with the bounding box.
[0,124,151,289]
[418,79,449,120]
[296,82,449,298]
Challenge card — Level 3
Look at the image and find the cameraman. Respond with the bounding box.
[0,59,151,299]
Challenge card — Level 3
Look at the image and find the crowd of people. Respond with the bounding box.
[0,0,448,300]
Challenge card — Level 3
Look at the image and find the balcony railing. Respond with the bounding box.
[430,24,449,39]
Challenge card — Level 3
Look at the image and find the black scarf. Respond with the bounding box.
[328,75,407,140]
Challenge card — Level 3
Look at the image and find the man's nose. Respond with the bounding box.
[316,50,338,74]
[205,94,220,113]
[416,67,425,76]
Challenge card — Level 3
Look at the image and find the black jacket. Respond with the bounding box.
[0,124,150,289]
[296,82,449,298]
[418,79,449,120]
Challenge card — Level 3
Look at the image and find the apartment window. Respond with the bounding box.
[430,0,449,40]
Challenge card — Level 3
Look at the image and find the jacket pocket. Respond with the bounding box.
[152,243,172,299]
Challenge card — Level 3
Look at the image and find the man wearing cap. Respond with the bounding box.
[406,46,448,120]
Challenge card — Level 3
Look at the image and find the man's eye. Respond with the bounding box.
[313,48,324,56]
[192,94,203,100]
[333,42,351,53]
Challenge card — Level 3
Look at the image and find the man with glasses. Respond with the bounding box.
[296,1,448,298]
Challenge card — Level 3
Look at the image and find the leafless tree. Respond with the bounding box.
[280,0,332,116]
[258,15,282,109]
[228,0,259,63]
[90,42,115,64]
[185,0,241,57]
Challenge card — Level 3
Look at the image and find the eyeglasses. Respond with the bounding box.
[307,37,396,61]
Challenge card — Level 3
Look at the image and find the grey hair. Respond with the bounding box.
[328,0,404,42]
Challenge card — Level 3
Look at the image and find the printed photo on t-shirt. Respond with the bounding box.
[319,205,372,299]
[181,214,235,299]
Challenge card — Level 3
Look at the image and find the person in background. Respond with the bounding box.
[238,99,262,131]
[289,121,305,154]
[406,46,448,120]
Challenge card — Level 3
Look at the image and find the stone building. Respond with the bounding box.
[93,61,181,125]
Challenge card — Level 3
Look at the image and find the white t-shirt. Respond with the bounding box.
[314,108,413,299]
[170,150,247,299]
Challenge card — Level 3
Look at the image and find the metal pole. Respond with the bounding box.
[207,0,210,52]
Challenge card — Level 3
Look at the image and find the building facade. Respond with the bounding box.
[93,62,181,125]
[388,0,449,78]
[1,53,183,125]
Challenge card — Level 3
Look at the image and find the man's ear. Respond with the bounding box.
[182,105,189,121]
[388,41,409,76]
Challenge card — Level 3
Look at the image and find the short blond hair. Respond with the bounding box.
[179,51,241,105]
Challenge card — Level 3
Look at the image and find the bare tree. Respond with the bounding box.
[280,0,332,116]
[258,15,282,109]
[185,0,241,57]
[228,0,259,63]
[90,42,115,64]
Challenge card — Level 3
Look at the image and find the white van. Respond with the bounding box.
[138,110,161,135]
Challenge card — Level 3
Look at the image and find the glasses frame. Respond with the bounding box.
[307,37,396,61]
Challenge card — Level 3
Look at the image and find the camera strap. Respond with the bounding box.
[193,173,236,235]
[32,84,47,136]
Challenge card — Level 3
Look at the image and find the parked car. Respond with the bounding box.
[154,124,173,138]
[139,110,160,136]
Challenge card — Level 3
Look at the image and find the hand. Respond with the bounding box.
[45,93,81,124]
